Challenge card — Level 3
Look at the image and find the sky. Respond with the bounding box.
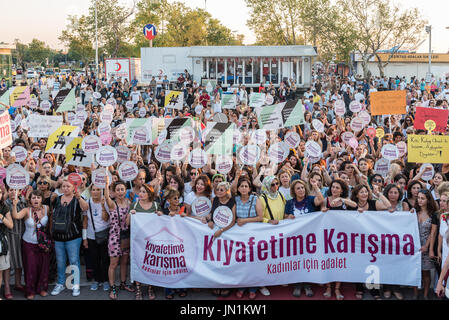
[0,0,448,53]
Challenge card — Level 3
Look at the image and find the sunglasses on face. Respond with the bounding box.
[190,172,197,175]
[271,182,279,187]
[373,179,383,183]
[37,181,48,185]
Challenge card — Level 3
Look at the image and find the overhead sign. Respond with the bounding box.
[143,24,157,40]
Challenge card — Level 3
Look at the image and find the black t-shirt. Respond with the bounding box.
[347,199,377,211]
[211,197,235,220]
[51,196,83,242]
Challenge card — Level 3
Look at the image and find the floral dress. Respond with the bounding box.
[107,202,130,257]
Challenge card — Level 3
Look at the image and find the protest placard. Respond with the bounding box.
[0,110,12,149]
[55,88,76,112]
[221,94,237,109]
[414,107,449,133]
[164,91,184,110]
[204,122,235,155]
[407,134,449,163]
[28,115,63,138]
[370,90,406,115]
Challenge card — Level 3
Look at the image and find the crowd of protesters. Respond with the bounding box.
[1,65,449,301]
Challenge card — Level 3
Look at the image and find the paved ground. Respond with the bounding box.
[1,264,443,301]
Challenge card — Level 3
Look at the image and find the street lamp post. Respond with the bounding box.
[95,0,99,80]
[425,25,432,82]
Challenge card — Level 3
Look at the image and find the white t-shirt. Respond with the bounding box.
[130,91,141,105]
[84,199,109,240]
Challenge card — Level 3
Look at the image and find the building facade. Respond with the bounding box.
[141,45,317,89]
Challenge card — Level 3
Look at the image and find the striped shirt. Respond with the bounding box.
[235,195,257,219]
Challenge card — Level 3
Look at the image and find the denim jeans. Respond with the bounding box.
[55,238,82,286]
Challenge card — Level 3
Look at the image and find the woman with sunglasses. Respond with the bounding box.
[255,176,288,296]
[31,177,58,208]
[413,189,438,299]
[209,181,236,297]
[161,175,185,209]
[285,179,324,298]
[183,167,199,197]
[370,174,385,199]
[161,187,187,299]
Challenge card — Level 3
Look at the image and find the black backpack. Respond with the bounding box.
[0,226,8,256]
[52,196,78,238]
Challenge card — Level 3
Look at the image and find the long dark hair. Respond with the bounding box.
[415,189,438,214]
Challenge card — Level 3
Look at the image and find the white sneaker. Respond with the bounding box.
[51,284,65,296]
[72,285,81,297]
[259,286,271,296]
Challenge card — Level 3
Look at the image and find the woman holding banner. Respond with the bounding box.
[103,179,134,300]
[346,184,391,299]
[321,179,356,300]
[128,184,163,300]
[184,175,212,222]
[209,181,236,297]
[234,177,262,299]
[285,179,324,298]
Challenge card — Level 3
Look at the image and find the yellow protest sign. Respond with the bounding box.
[407,134,449,163]
[164,91,183,110]
[45,125,80,154]
[65,137,83,163]
[376,127,385,139]
[424,120,436,133]
[65,137,93,167]
[370,90,406,116]
[10,86,30,107]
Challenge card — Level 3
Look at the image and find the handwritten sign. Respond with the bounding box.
[407,135,449,163]
[370,90,406,115]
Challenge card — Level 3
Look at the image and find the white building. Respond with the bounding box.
[354,53,449,80]
[140,45,317,88]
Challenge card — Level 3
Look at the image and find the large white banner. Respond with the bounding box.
[130,210,421,288]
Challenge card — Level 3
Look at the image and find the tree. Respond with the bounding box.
[339,0,427,78]
[245,0,304,45]
[86,0,137,57]
[59,15,95,70]
[131,0,243,47]
[12,39,28,70]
